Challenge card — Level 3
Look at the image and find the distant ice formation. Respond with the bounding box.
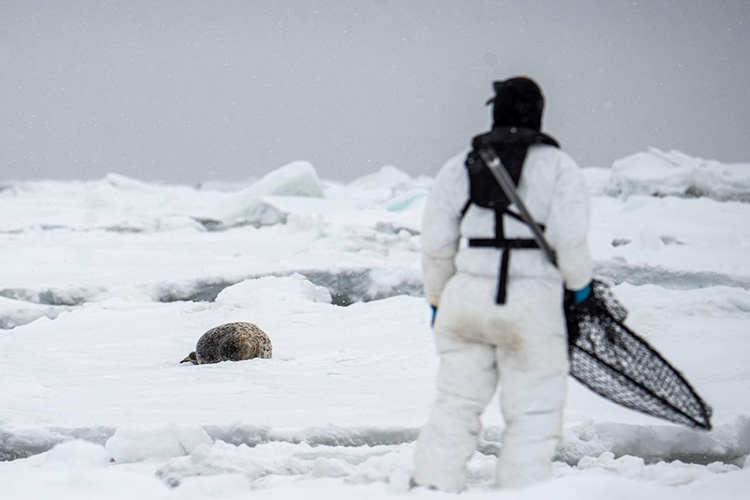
[605,148,750,202]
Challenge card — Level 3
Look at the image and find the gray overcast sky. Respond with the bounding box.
[1,0,749,184]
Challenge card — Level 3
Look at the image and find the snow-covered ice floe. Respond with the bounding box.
[1,153,749,498]
[1,434,748,499]
[595,147,750,202]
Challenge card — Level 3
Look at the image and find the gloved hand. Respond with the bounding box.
[430,304,438,327]
[572,283,592,304]
[565,283,592,345]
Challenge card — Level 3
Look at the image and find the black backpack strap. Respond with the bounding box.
[494,209,508,303]
[459,199,472,220]
[504,209,546,232]
[504,209,524,224]
[467,208,541,305]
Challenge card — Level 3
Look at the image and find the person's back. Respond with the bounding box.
[414,77,593,491]
[423,143,591,295]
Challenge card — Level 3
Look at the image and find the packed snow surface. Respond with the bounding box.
[1,153,749,499]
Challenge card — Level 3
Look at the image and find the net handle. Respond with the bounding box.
[477,147,557,266]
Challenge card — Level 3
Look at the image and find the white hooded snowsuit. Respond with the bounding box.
[414,144,593,491]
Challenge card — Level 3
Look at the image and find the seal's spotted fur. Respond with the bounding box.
[181,322,272,365]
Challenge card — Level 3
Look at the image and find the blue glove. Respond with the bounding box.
[573,283,592,304]
[430,304,438,327]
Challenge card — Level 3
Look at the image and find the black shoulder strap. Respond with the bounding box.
[505,209,545,231]
[460,199,471,220]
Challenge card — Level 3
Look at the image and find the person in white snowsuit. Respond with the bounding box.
[413,77,593,491]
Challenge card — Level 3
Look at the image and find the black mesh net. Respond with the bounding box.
[564,280,712,430]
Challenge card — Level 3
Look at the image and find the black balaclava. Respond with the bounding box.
[465,76,559,212]
[488,77,545,131]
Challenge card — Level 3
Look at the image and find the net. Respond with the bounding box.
[564,280,713,430]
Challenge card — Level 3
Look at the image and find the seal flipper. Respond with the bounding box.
[180,352,198,365]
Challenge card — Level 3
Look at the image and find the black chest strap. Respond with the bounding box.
[466,208,544,304]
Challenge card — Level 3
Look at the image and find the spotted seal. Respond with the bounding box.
[180,322,272,364]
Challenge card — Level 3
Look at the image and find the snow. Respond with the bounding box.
[1,153,749,498]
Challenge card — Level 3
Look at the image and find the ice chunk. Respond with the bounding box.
[631,226,665,252]
[0,174,219,233]
[196,201,288,230]
[311,457,356,478]
[102,173,157,192]
[367,268,423,301]
[105,425,212,463]
[212,161,324,226]
[349,166,432,206]
[350,166,415,191]
[385,188,428,212]
[239,161,324,199]
[42,440,110,467]
[582,167,613,196]
[608,148,750,202]
[214,274,332,310]
[0,296,67,329]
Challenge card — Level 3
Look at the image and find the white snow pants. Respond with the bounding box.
[413,273,569,491]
